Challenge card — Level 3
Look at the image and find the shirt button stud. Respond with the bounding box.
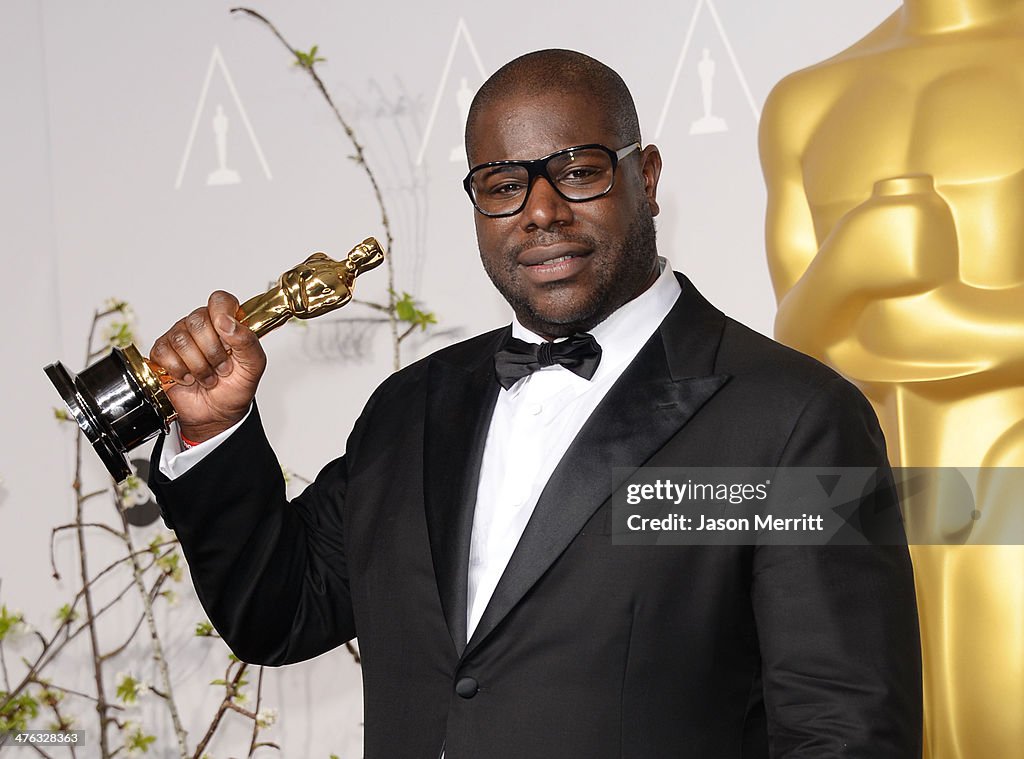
[455,676,479,699]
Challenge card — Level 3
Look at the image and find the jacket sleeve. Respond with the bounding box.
[751,376,923,758]
[149,402,361,666]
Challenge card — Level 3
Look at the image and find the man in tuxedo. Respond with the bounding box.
[149,50,922,758]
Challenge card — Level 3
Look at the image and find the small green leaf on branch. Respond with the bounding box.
[103,320,135,349]
[55,604,79,625]
[123,724,156,754]
[0,692,39,731]
[48,714,75,731]
[393,291,437,331]
[147,534,167,555]
[155,550,183,582]
[39,688,63,708]
[104,297,132,315]
[116,673,147,704]
[0,606,25,640]
[293,44,325,69]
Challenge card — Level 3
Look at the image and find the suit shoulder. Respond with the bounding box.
[366,326,506,400]
[706,317,886,464]
[716,316,868,410]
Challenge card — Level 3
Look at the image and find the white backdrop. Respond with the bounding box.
[1,1,900,755]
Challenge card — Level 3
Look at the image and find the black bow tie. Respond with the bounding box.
[493,333,602,390]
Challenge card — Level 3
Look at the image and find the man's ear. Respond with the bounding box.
[639,144,663,217]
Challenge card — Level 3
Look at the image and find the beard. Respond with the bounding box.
[481,201,659,338]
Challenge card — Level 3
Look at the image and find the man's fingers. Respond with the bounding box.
[150,331,197,386]
[149,304,229,388]
[150,323,213,386]
[185,308,232,380]
[161,315,218,388]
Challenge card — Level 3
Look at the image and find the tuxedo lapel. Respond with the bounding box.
[465,275,731,656]
[423,329,505,656]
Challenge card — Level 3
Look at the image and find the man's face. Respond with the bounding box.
[468,90,663,339]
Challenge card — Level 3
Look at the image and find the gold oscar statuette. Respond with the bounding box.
[44,237,385,483]
[760,2,1024,755]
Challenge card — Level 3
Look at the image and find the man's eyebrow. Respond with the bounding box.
[479,164,524,178]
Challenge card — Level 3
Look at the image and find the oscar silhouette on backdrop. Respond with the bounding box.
[689,48,727,135]
[207,103,241,186]
[760,1,1024,756]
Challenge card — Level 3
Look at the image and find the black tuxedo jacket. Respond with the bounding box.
[151,274,921,758]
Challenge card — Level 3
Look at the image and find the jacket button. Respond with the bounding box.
[455,676,479,698]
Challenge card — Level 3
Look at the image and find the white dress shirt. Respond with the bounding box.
[466,260,680,637]
[160,260,681,642]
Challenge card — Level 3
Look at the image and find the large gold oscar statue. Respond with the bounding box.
[759,1,1024,756]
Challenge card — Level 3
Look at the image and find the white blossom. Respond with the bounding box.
[117,474,154,510]
[256,707,278,728]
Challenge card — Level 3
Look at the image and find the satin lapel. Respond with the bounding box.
[423,331,504,657]
[464,274,731,657]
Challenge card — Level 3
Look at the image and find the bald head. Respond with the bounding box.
[465,49,641,162]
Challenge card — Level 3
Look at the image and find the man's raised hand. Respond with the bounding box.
[149,290,267,443]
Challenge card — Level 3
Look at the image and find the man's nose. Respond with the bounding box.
[519,176,574,231]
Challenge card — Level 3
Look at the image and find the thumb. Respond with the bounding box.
[213,312,262,367]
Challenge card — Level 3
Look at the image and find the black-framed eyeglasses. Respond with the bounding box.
[463,142,642,217]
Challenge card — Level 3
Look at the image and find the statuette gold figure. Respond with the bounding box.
[760,2,1024,756]
[44,237,385,483]
[235,239,384,336]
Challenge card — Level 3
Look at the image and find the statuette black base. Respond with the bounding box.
[44,345,174,483]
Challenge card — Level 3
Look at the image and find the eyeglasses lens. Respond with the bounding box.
[470,147,615,215]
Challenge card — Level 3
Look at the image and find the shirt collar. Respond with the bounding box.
[510,257,681,378]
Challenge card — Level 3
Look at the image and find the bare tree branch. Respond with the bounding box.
[230,6,402,368]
